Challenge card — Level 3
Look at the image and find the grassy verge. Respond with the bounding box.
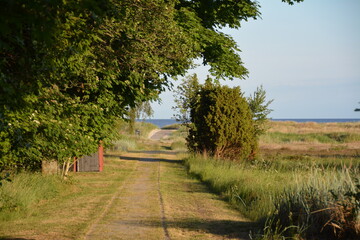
[0,155,136,239]
[0,173,68,220]
[184,155,360,239]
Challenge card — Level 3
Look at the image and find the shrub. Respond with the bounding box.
[187,82,257,161]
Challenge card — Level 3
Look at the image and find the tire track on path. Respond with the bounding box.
[84,152,167,240]
[157,160,171,240]
[85,129,253,239]
[83,156,140,239]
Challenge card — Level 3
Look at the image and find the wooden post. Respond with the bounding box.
[98,144,104,172]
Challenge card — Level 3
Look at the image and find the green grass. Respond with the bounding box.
[134,121,159,137]
[109,121,159,152]
[0,156,136,239]
[162,123,182,129]
[184,154,360,239]
[170,139,187,151]
[0,173,68,220]
[185,156,296,220]
[260,132,360,144]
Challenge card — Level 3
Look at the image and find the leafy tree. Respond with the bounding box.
[0,0,303,171]
[187,81,257,161]
[173,74,201,123]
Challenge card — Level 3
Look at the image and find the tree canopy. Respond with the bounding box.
[0,0,303,171]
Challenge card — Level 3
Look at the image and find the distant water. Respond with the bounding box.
[140,119,178,128]
[139,119,360,128]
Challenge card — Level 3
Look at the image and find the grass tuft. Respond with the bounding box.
[0,173,67,219]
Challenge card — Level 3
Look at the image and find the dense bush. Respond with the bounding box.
[187,82,257,161]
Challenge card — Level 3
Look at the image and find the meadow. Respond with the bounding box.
[185,121,360,239]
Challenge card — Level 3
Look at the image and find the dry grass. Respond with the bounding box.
[260,121,360,158]
[267,121,360,134]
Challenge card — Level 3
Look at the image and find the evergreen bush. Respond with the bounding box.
[187,82,257,161]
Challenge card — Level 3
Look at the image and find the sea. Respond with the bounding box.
[139,119,360,128]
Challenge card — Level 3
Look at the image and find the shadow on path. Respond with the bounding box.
[128,150,186,155]
[92,218,256,239]
[105,154,183,164]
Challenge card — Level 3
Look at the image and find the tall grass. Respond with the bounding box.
[110,136,139,152]
[268,169,360,239]
[184,155,360,239]
[0,173,67,219]
[185,156,298,220]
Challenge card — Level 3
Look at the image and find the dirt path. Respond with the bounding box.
[85,131,253,240]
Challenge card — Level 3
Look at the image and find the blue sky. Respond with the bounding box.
[151,0,360,119]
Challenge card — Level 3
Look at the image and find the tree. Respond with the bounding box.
[173,74,201,123]
[248,85,274,137]
[187,81,257,161]
[0,0,303,171]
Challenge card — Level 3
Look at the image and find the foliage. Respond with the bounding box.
[248,85,273,137]
[0,0,304,171]
[174,77,273,161]
[187,81,257,160]
[173,74,201,123]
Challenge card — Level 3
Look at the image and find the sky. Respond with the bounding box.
[151,0,360,119]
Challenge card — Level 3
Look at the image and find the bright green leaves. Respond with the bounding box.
[0,0,299,170]
[177,0,260,29]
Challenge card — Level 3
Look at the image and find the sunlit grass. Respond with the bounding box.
[184,154,360,239]
[0,173,68,220]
